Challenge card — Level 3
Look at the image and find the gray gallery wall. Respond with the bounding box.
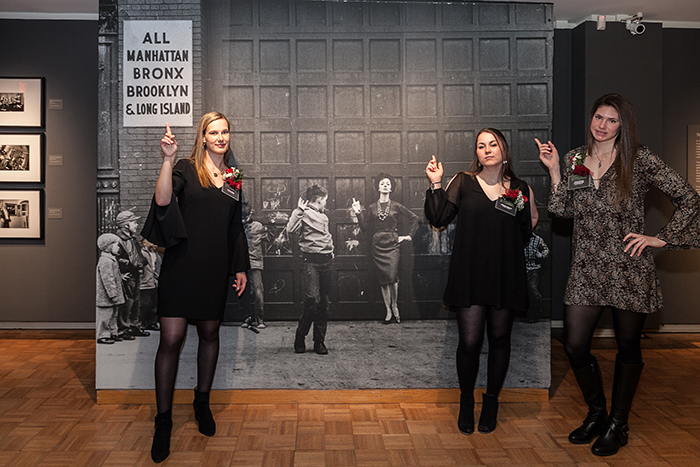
[0,19,98,324]
[656,29,700,325]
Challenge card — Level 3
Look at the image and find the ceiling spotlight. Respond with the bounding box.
[624,12,645,35]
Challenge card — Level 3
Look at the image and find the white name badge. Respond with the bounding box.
[221,183,240,201]
[568,174,592,190]
[494,198,517,217]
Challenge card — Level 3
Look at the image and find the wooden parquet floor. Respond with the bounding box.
[1,330,700,466]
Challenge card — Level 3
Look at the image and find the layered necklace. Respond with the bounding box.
[377,199,391,221]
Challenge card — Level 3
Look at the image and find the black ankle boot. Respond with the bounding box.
[478,393,499,433]
[569,358,607,444]
[151,410,172,463]
[458,393,475,435]
[193,388,216,437]
[591,356,644,457]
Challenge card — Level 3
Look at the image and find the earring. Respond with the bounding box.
[503,160,507,164]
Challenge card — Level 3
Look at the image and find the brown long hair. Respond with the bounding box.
[469,128,518,183]
[585,94,640,201]
[188,111,232,188]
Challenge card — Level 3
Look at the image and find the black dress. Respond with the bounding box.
[141,159,250,320]
[424,172,531,312]
[356,200,419,284]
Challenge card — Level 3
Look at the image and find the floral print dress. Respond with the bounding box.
[549,146,700,313]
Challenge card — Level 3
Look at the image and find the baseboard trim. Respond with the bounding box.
[0,322,94,330]
[96,387,549,405]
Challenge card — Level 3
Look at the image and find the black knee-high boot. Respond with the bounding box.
[591,355,644,456]
[569,358,607,444]
[151,409,173,463]
[193,388,216,437]
[458,393,475,435]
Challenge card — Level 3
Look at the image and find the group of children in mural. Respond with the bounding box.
[96,184,551,347]
[96,210,162,344]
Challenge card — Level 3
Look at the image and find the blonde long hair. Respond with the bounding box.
[188,111,232,188]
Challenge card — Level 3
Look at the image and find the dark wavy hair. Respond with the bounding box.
[469,128,518,183]
[304,184,328,203]
[374,173,395,191]
[585,94,640,201]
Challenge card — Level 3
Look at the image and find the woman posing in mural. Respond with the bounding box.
[351,173,419,324]
[141,113,250,463]
[425,128,537,435]
[538,94,700,456]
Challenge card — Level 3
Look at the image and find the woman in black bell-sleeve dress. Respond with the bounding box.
[425,128,536,436]
[141,112,250,463]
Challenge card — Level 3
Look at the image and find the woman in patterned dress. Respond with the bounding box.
[351,173,419,324]
[538,94,700,456]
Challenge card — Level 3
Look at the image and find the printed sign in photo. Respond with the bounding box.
[123,21,193,127]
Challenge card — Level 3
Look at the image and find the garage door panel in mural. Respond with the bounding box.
[202,0,553,321]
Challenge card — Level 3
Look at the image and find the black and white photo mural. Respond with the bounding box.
[97,0,553,393]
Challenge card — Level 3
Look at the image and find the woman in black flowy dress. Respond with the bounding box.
[425,128,536,435]
[141,112,250,463]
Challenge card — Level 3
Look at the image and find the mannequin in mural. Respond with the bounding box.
[538,93,700,456]
[425,128,537,435]
[276,185,334,355]
[141,113,249,463]
[351,173,419,324]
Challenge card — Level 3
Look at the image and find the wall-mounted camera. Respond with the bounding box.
[623,12,645,35]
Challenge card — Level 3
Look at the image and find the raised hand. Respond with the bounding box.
[535,138,559,173]
[425,155,443,183]
[351,197,361,215]
[160,123,178,159]
[297,197,309,210]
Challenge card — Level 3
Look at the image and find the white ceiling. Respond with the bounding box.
[0,0,699,26]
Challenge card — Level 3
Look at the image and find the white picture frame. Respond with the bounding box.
[0,190,43,239]
[0,133,44,183]
[0,77,45,128]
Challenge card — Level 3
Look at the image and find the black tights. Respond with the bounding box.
[154,317,222,414]
[563,305,647,369]
[455,306,514,396]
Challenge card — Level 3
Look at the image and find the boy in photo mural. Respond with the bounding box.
[115,210,149,340]
[243,210,268,329]
[276,185,334,355]
[96,233,125,344]
[140,239,163,331]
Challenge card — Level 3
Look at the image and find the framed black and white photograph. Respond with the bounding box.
[0,78,45,128]
[0,134,44,183]
[0,190,43,239]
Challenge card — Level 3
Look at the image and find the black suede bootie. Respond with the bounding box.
[458,393,475,435]
[569,358,608,444]
[478,393,499,433]
[193,388,216,437]
[151,409,172,463]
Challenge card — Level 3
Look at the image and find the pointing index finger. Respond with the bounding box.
[165,123,172,136]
